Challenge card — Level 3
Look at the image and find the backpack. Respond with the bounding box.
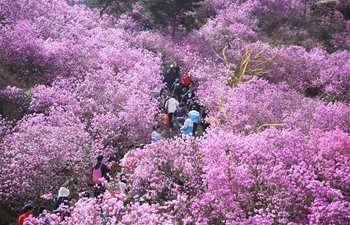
[92,163,103,185]
[175,83,182,91]
[172,83,182,95]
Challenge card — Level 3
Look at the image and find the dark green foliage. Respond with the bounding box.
[140,0,205,37]
[85,0,137,17]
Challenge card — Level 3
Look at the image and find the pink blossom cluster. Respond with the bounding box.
[266,46,350,100]
[0,0,349,224]
[0,0,162,210]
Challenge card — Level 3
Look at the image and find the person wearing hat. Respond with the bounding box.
[18,204,34,225]
[52,187,70,211]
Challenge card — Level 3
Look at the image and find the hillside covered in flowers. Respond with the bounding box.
[0,0,350,224]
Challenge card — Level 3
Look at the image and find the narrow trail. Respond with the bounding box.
[159,118,204,139]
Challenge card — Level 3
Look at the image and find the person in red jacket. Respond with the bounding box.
[18,204,34,225]
[181,72,192,92]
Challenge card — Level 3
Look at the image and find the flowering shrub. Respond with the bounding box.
[0,0,162,211]
[0,0,350,224]
[197,0,259,51]
[0,110,97,208]
[266,46,350,100]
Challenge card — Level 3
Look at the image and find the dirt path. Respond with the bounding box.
[159,117,204,139]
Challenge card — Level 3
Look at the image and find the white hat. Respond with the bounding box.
[170,64,174,68]
[58,187,70,197]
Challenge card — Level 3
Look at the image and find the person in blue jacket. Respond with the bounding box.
[188,105,200,135]
[144,20,153,31]
[151,124,165,142]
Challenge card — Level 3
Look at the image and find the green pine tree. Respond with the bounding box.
[141,0,204,37]
[85,0,137,17]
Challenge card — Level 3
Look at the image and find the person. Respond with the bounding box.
[174,102,187,135]
[103,174,128,204]
[121,144,139,175]
[180,114,193,136]
[188,105,200,135]
[36,206,49,225]
[116,174,128,195]
[181,84,196,108]
[165,95,179,131]
[201,106,210,133]
[157,88,170,111]
[165,64,177,91]
[51,187,71,221]
[83,191,90,198]
[171,78,183,102]
[92,155,111,198]
[160,65,167,76]
[18,204,34,225]
[161,69,167,84]
[52,187,70,211]
[144,20,153,31]
[163,71,171,91]
[151,124,165,142]
[160,66,168,85]
[76,191,90,217]
[181,71,192,92]
[173,62,180,79]
[104,181,122,204]
[139,193,151,205]
[132,177,147,200]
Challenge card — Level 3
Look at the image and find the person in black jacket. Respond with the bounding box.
[171,79,183,102]
[201,107,210,133]
[92,155,110,198]
[181,84,196,108]
[166,64,177,91]
[173,62,180,79]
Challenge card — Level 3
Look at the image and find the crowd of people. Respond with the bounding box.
[18,151,152,224]
[152,62,210,142]
[17,62,210,224]
[91,152,149,206]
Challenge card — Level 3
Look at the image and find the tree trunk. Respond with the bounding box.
[100,0,114,17]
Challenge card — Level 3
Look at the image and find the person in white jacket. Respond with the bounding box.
[165,95,179,131]
[180,114,193,136]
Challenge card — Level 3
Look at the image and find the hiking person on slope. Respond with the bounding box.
[92,155,110,198]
